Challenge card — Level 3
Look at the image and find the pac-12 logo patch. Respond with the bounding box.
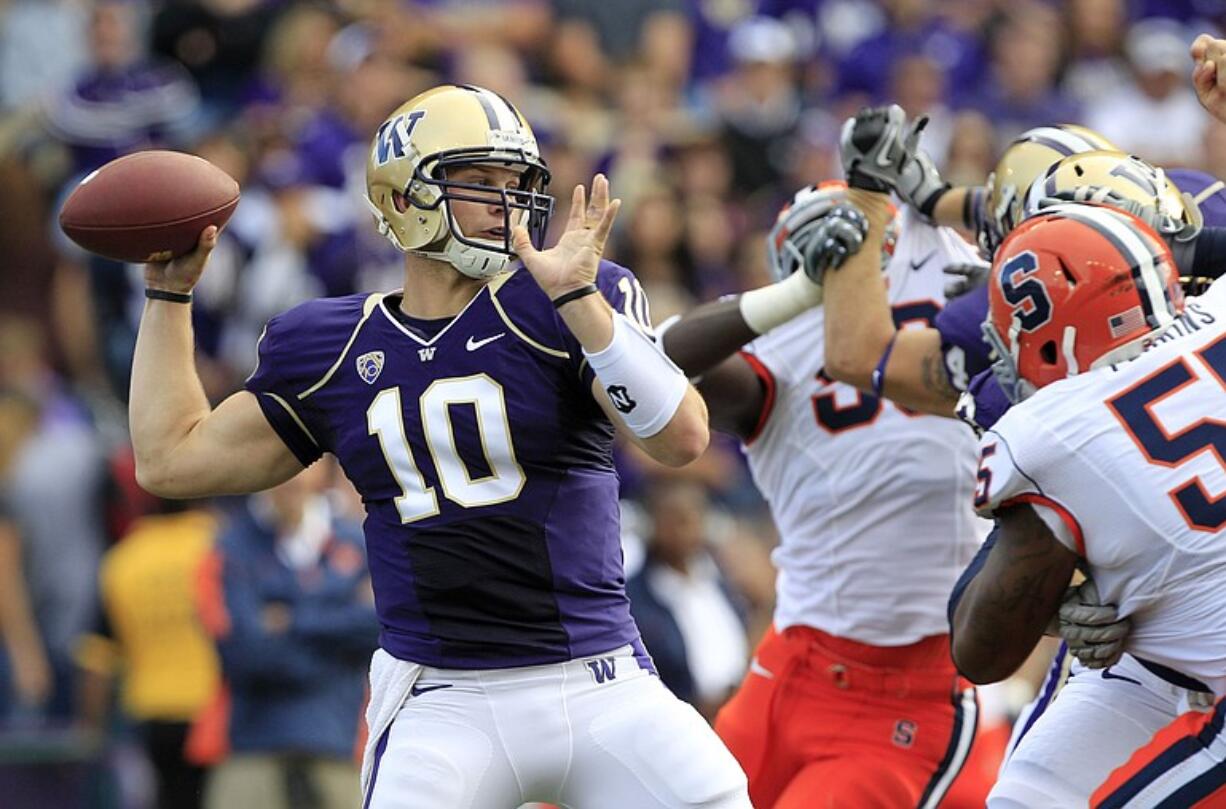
[356,351,385,385]
[606,385,637,414]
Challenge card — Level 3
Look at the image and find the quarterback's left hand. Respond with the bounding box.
[1056,579,1131,669]
[513,174,621,301]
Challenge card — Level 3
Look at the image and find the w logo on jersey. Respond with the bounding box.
[585,657,617,685]
[373,110,426,166]
[356,351,385,385]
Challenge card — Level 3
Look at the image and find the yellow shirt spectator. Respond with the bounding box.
[78,510,221,721]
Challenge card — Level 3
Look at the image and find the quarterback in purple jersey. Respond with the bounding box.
[128,84,749,809]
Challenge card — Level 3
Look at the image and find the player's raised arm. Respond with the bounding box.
[660,184,866,438]
[512,174,708,466]
[822,105,996,416]
[130,228,305,497]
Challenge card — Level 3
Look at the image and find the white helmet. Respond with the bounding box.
[365,84,554,278]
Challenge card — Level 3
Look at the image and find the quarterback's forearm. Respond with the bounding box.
[129,299,214,491]
[661,299,757,377]
[822,189,895,389]
[568,295,709,465]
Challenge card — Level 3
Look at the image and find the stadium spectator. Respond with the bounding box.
[0,346,106,724]
[969,4,1080,143]
[197,460,376,809]
[627,480,748,720]
[1086,18,1207,165]
[76,499,222,809]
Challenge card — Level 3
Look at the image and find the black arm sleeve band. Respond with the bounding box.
[947,524,1001,631]
[1190,225,1226,280]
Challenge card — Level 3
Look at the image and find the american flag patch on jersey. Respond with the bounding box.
[1109,306,1147,338]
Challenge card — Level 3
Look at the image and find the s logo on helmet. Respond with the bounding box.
[374,110,427,166]
[999,250,1053,331]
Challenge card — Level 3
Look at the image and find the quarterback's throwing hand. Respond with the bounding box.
[513,174,621,301]
[145,225,218,295]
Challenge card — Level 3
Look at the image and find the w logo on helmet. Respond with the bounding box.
[356,351,385,385]
[374,110,426,166]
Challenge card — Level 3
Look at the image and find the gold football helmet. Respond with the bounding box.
[981,124,1118,256]
[1023,150,1198,228]
[365,84,553,278]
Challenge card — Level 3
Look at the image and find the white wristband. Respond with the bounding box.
[738,270,824,335]
[584,313,689,438]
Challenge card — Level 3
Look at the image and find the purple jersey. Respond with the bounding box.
[934,285,992,391]
[246,261,651,669]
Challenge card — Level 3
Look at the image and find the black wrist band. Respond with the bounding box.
[145,288,193,304]
[552,284,599,309]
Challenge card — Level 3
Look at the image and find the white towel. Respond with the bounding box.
[360,648,423,800]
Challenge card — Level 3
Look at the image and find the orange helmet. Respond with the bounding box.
[985,203,1184,401]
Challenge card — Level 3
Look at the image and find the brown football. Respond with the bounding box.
[59,150,240,263]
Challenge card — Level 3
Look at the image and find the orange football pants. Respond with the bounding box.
[714,625,977,809]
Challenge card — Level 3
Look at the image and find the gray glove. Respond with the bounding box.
[942,260,991,299]
[1054,579,1131,669]
[797,203,870,282]
[839,104,950,220]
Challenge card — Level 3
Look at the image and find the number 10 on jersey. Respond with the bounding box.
[367,374,526,522]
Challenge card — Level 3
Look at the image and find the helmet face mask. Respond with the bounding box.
[985,204,1184,403]
[366,85,555,279]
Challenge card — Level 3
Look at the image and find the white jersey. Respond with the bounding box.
[743,207,987,645]
[976,277,1226,694]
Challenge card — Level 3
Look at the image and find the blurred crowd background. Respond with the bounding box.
[0,0,1223,807]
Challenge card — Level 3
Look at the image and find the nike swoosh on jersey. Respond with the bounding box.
[749,657,775,679]
[1100,667,1142,686]
[409,683,454,697]
[466,333,506,351]
[909,250,937,272]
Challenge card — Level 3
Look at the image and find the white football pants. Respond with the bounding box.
[990,653,1213,808]
[363,645,750,809]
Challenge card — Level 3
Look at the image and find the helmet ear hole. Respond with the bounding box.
[392,190,409,213]
[1040,340,1058,365]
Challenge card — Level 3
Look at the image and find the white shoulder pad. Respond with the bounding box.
[974,413,1085,555]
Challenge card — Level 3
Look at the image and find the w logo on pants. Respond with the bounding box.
[585,657,616,685]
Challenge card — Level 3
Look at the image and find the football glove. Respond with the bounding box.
[942,260,991,299]
[839,104,950,219]
[1055,579,1131,670]
[798,203,870,281]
